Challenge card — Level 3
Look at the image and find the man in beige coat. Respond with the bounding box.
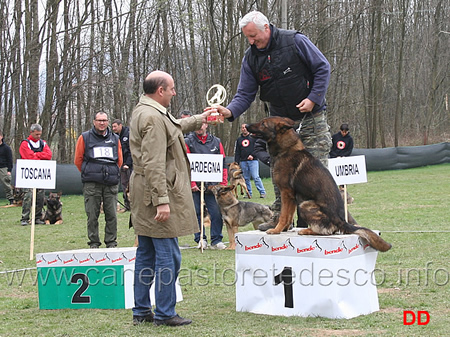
[130,70,211,327]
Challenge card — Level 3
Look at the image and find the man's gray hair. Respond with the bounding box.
[239,11,269,30]
[30,124,42,132]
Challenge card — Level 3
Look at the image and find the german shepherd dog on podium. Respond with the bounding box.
[246,117,391,252]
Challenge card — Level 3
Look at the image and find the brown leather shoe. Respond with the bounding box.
[154,314,192,326]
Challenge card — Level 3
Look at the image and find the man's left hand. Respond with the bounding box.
[296,98,315,113]
[155,204,170,222]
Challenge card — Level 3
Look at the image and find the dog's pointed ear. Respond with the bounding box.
[291,120,301,130]
[276,118,296,133]
[282,117,296,129]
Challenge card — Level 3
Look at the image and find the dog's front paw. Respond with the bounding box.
[266,229,281,235]
[297,228,315,235]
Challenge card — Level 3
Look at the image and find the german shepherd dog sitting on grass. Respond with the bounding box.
[44,192,63,224]
[246,117,391,252]
[210,184,273,249]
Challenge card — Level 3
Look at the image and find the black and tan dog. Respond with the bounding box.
[210,184,273,249]
[0,187,24,208]
[246,117,391,252]
[228,162,251,199]
[44,192,63,224]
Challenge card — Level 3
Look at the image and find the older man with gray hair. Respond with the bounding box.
[205,10,332,231]
[19,124,53,226]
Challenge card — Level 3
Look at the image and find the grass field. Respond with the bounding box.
[0,164,449,336]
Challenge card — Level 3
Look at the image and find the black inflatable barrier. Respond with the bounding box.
[1,142,448,197]
[351,142,450,171]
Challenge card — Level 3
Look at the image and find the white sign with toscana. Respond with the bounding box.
[15,159,57,189]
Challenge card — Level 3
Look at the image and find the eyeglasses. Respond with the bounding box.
[95,120,109,123]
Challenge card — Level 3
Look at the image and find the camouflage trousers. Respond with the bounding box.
[298,110,332,167]
[21,188,45,221]
[270,110,332,213]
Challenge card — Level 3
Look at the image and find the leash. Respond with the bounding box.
[295,113,308,133]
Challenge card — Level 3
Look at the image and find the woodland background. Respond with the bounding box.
[0,0,448,163]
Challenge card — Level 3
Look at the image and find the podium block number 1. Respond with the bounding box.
[274,266,294,308]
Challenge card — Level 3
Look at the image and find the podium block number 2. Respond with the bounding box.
[71,273,91,304]
[274,267,294,308]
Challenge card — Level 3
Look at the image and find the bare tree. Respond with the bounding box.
[1,0,448,161]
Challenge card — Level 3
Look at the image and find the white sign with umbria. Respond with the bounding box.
[15,159,57,189]
[328,155,367,185]
[187,153,223,182]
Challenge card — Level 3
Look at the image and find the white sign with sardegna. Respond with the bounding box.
[15,159,57,189]
[187,153,223,182]
[328,155,367,186]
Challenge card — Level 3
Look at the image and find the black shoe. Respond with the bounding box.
[154,314,192,326]
[35,219,45,225]
[133,313,154,325]
[90,245,100,249]
[106,243,117,248]
[21,220,29,226]
[9,199,14,205]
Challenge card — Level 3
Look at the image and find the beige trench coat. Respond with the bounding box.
[129,95,204,238]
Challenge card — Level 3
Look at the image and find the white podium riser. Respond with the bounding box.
[235,230,380,319]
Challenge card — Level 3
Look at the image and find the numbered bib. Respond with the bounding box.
[93,146,114,159]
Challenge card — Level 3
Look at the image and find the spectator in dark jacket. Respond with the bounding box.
[112,119,133,211]
[330,123,354,158]
[0,130,14,205]
[185,122,228,250]
[234,124,266,198]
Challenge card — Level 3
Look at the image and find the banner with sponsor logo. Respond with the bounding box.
[235,230,380,319]
[37,247,182,309]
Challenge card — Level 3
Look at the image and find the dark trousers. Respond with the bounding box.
[192,190,223,245]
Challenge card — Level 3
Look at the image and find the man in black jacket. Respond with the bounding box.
[234,124,266,198]
[112,119,133,211]
[74,112,122,248]
[330,123,354,158]
[0,130,14,205]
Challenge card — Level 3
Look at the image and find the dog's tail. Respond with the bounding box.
[343,223,392,252]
